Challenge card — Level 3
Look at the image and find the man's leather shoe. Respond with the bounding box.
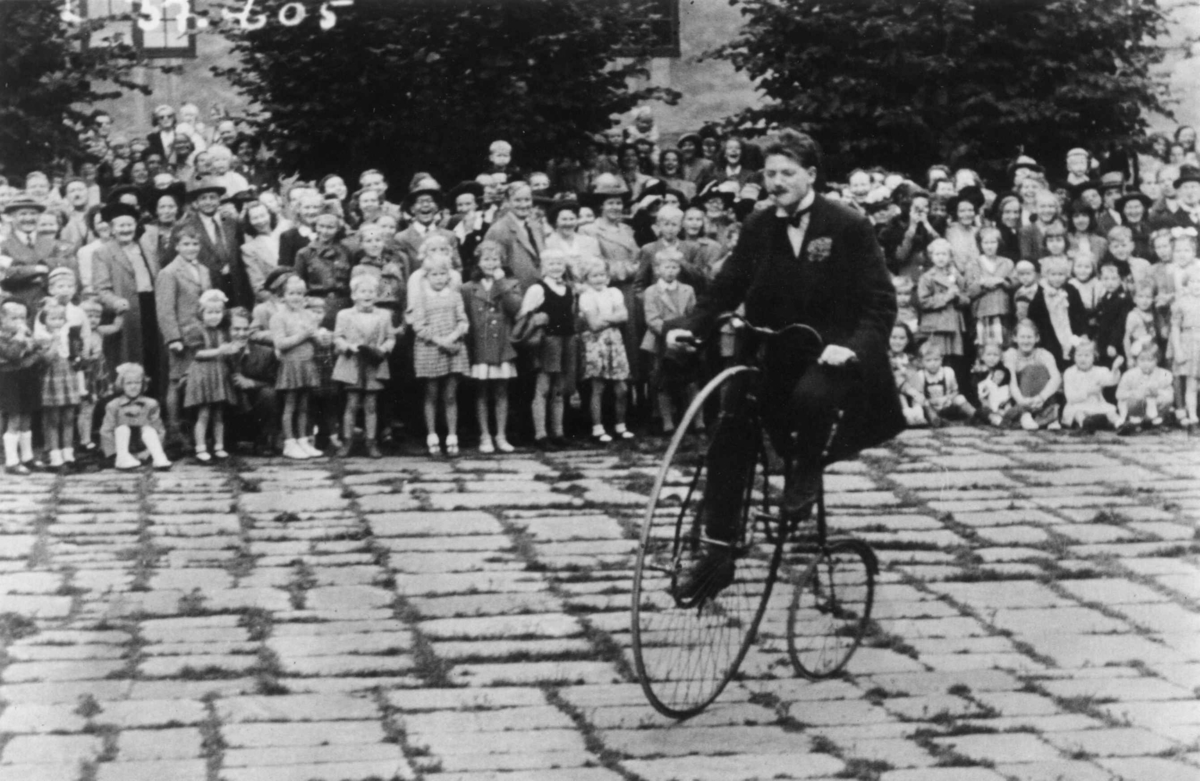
[675,544,736,604]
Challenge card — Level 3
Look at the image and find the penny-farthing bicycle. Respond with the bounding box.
[630,315,878,719]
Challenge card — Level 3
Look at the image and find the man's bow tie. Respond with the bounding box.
[783,205,812,228]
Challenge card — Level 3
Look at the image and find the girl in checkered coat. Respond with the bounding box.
[36,299,82,469]
[411,252,469,456]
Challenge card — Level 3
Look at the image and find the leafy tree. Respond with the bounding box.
[0,0,155,179]
[216,0,679,187]
[714,0,1172,183]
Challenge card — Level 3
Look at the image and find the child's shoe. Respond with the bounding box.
[336,439,353,458]
[213,448,229,460]
[114,451,141,470]
[479,435,495,454]
[445,435,459,456]
[300,438,323,458]
[63,447,75,464]
[5,464,30,476]
[593,425,612,443]
[426,433,441,456]
[494,437,515,453]
[195,449,212,464]
[1047,421,1062,431]
[282,439,308,460]
[365,439,382,459]
[1019,412,1038,431]
[614,424,634,440]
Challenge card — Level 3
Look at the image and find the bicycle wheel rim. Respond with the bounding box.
[632,366,776,719]
[787,539,876,679]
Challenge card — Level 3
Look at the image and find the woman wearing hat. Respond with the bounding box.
[1116,191,1154,259]
[93,200,166,396]
[580,174,642,386]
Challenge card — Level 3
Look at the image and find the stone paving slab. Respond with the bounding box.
[0,428,1197,780]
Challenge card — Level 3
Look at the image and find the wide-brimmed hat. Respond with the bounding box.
[263,268,294,294]
[584,173,631,209]
[2,198,46,215]
[447,180,484,203]
[100,201,141,224]
[1115,192,1153,214]
[222,188,258,208]
[187,178,226,200]
[1008,155,1044,176]
[1099,171,1126,192]
[947,185,986,214]
[404,180,443,210]
[662,186,690,209]
[1174,165,1200,190]
[677,132,703,150]
[151,182,187,212]
[696,179,738,209]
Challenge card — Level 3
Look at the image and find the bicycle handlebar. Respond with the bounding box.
[673,313,824,350]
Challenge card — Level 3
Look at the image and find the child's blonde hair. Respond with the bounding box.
[926,238,952,258]
[1074,336,1096,355]
[350,269,381,293]
[1040,255,1070,275]
[489,140,512,155]
[115,362,148,391]
[1107,225,1133,244]
[580,257,608,281]
[919,341,944,359]
[79,297,103,316]
[976,226,1002,251]
[540,249,568,273]
[359,223,387,242]
[198,289,228,313]
[654,247,684,268]
[283,275,307,294]
[417,234,453,265]
[656,204,683,224]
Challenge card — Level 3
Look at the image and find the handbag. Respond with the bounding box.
[510,311,546,349]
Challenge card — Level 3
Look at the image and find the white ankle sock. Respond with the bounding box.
[3,433,19,466]
[18,432,33,462]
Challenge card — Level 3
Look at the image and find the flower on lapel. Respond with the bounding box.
[807,236,833,262]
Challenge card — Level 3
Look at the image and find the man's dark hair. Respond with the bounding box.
[763,129,821,171]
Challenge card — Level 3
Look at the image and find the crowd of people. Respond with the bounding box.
[0,102,1197,473]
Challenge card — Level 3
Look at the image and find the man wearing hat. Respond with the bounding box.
[666,128,902,601]
[395,177,459,276]
[0,198,70,310]
[173,178,248,307]
[146,105,179,167]
[1009,155,1044,191]
[1160,165,1200,230]
[1096,171,1127,236]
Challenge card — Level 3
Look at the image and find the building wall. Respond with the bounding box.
[97,0,1200,153]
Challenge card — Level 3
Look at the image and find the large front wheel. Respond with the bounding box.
[631,366,781,719]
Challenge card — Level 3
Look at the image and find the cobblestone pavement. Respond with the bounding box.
[0,427,1197,781]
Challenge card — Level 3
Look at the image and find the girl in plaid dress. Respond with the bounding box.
[578,258,633,442]
[411,254,469,455]
[184,289,235,463]
[36,300,82,469]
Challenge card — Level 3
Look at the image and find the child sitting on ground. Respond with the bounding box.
[916,341,976,426]
[1116,342,1175,432]
[1061,338,1123,430]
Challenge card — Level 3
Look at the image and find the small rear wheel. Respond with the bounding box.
[786,538,876,679]
[631,366,781,719]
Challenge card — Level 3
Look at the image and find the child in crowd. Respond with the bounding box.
[1012,261,1040,322]
[333,272,395,458]
[1005,319,1063,430]
[0,301,45,474]
[889,323,925,426]
[642,249,698,434]
[519,249,576,450]
[77,298,117,451]
[965,226,1014,347]
[917,238,968,375]
[681,207,723,280]
[272,275,323,460]
[974,341,1013,426]
[1068,254,1101,312]
[1107,227,1151,289]
[100,363,171,470]
[1093,259,1132,368]
[1027,255,1087,369]
[461,241,521,454]
[1061,339,1122,430]
[185,289,235,463]
[1170,268,1200,424]
[893,275,918,334]
[577,258,633,443]
[915,341,976,426]
[306,295,340,451]
[36,300,82,468]
[1116,343,1175,432]
[253,268,290,340]
[295,209,353,329]
[1125,283,1164,367]
[411,253,469,456]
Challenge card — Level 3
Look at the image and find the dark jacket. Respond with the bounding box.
[461,277,523,366]
[1026,284,1089,368]
[676,195,903,461]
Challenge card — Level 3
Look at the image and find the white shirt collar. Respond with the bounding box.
[657,278,678,292]
[775,189,817,220]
